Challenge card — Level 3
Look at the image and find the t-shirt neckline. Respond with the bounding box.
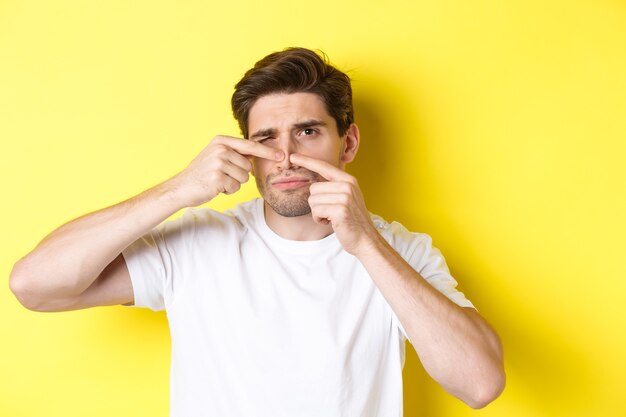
[253,198,341,255]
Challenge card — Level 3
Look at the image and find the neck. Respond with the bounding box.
[263,201,334,241]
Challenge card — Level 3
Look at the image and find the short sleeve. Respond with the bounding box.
[374,217,475,342]
[121,212,192,311]
[407,234,475,310]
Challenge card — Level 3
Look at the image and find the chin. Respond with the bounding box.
[264,194,312,218]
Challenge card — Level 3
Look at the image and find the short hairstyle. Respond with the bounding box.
[231,47,354,138]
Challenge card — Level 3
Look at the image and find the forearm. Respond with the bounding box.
[355,233,505,408]
[11,176,187,299]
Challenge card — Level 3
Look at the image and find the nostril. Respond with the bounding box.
[277,151,294,168]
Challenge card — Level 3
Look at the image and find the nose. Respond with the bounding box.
[276,134,299,171]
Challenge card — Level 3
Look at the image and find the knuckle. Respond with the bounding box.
[209,171,225,184]
[227,179,241,193]
[234,174,246,185]
[213,144,229,156]
[215,158,228,171]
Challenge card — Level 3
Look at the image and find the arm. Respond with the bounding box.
[9,136,283,312]
[355,233,505,408]
[290,153,505,408]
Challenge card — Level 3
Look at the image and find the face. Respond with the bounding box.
[247,92,355,218]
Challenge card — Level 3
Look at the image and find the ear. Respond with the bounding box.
[340,123,360,164]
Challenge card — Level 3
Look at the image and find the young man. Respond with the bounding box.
[10,47,505,416]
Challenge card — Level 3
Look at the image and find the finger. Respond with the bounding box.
[309,204,337,225]
[309,181,353,195]
[308,192,350,207]
[225,149,253,172]
[217,136,284,161]
[221,160,250,185]
[289,154,352,182]
[221,175,242,195]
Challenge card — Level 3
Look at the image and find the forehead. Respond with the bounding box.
[248,92,334,132]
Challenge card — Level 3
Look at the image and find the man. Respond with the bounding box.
[10,47,505,416]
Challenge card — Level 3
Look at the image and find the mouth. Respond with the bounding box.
[270,177,311,190]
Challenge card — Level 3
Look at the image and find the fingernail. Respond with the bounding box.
[275,151,284,161]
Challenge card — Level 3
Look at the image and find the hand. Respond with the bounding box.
[289,153,379,256]
[172,136,283,207]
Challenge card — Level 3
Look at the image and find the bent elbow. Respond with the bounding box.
[467,368,506,409]
[10,264,38,311]
[9,260,51,312]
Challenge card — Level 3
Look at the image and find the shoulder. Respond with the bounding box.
[369,213,434,252]
[158,199,260,237]
[223,198,261,228]
[369,213,447,273]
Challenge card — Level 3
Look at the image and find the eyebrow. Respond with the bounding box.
[293,119,327,130]
[249,119,327,140]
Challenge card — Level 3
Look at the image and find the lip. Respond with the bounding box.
[271,177,311,190]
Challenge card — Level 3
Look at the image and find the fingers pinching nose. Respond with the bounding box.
[290,154,307,167]
[289,153,306,168]
[275,151,285,161]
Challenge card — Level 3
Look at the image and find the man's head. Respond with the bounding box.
[231,47,354,140]
[231,48,359,218]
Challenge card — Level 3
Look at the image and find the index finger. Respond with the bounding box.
[216,136,284,161]
[289,153,352,182]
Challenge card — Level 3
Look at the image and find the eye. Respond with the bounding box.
[300,128,317,136]
[258,137,274,143]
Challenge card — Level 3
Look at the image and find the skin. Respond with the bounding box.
[246,92,360,241]
[247,93,506,408]
[9,91,504,409]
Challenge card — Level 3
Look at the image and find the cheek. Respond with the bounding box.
[297,143,341,164]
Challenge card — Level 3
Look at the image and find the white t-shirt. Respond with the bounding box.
[122,198,474,417]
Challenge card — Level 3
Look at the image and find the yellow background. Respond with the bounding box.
[1,0,625,416]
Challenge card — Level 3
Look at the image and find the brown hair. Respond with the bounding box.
[231,47,354,138]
